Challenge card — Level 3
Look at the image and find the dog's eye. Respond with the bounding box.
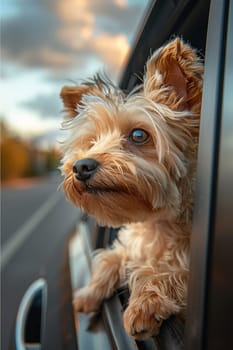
[129,129,150,144]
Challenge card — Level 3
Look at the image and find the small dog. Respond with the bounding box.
[60,38,203,339]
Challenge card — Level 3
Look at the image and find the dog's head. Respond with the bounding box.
[60,38,203,227]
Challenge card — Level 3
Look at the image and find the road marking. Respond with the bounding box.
[1,191,62,269]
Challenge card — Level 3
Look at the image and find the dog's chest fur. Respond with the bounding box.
[115,218,190,287]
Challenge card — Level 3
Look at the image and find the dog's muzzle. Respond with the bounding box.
[73,158,100,181]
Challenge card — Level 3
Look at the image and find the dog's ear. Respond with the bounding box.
[60,85,92,118]
[144,38,203,111]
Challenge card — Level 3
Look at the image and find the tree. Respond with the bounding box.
[1,137,31,181]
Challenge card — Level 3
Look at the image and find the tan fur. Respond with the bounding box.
[60,38,203,339]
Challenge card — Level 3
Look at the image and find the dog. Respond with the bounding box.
[60,38,203,339]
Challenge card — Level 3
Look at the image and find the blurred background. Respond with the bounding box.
[1,0,150,184]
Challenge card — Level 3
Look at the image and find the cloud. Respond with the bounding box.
[2,4,75,70]
[88,0,145,36]
[2,0,145,78]
[20,93,63,119]
[93,34,129,75]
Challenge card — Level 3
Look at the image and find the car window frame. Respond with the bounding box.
[185,1,231,349]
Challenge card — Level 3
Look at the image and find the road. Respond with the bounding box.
[1,176,80,350]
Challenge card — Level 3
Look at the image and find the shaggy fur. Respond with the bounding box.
[60,38,203,339]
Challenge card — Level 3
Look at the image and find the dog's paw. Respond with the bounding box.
[123,301,164,339]
[73,286,101,313]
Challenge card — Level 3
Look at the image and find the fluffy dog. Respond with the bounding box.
[60,38,203,339]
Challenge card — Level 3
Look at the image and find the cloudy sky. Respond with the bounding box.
[1,0,150,141]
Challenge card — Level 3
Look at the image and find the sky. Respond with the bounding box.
[1,0,150,143]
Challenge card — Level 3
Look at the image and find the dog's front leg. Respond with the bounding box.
[74,248,126,313]
[123,267,188,339]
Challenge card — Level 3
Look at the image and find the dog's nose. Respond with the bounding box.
[73,158,99,181]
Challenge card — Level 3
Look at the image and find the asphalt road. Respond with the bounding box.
[1,176,80,350]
